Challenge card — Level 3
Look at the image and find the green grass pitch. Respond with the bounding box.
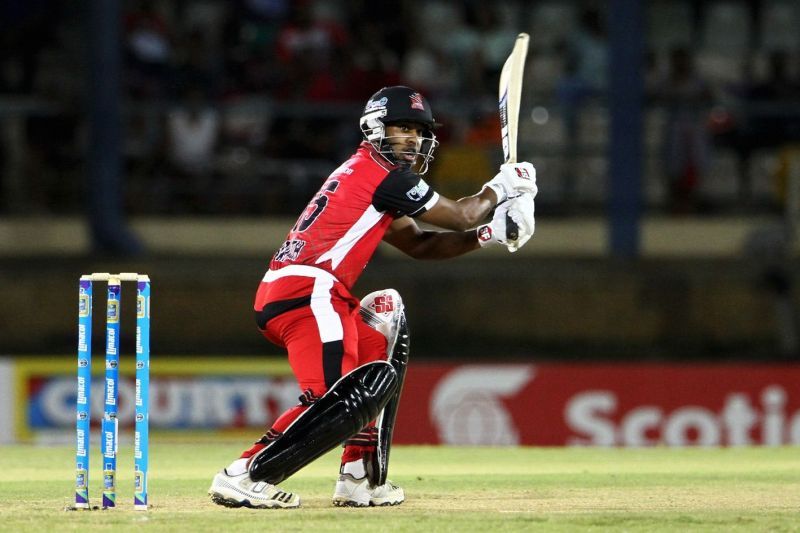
[2,440,800,531]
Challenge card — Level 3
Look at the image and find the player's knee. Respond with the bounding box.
[359,288,404,342]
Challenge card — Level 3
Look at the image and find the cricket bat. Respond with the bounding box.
[498,32,530,241]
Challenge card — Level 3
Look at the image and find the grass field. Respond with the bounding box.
[2,440,800,532]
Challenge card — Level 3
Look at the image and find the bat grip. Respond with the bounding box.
[506,214,519,241]
[503,157,519,241]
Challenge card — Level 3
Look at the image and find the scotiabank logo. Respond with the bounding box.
[430,365,534,445]
[566,385,800,447]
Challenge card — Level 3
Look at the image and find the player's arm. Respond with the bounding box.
[417,162,538,231]
[414,188,497,231]
[385,189,537,258]
[383,216,481,259]
[376,164,537,257]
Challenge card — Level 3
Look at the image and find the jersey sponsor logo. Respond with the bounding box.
[477,225,493,242]
[409,92,425,111]
[405,179,430,201]
[364,96,388,112]
[274,239,306,262]
[331,162,353,177]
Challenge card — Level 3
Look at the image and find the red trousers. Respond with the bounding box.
[243,268,387,465]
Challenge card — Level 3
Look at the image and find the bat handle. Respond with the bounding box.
[503,157,520,241]
[506,214,519,241]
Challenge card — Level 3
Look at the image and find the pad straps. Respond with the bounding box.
[248,361,398,485]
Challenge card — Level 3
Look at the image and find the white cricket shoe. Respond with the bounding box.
[332,473,405,507]
[208,469,300,509]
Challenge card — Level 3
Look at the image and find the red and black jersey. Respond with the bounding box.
[268,141,439,289]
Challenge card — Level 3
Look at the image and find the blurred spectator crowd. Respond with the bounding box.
[2,0,800,217]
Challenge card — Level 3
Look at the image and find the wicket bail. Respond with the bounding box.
[74,273,150,511]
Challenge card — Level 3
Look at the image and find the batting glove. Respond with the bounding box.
[505,192,535,252]
[477,192,535,253]
[482,162,537,204]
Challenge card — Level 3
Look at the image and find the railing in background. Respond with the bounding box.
[2,97,799,218]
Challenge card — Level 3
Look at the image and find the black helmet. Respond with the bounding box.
[360,86,439,174]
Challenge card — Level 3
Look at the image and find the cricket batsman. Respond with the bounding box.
[208,86,537,508]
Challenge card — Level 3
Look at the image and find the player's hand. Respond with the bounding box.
[477,192,535,252]
[505,192,535,252]
[482,162,537,203]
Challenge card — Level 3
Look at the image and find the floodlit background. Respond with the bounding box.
[2,1,800,446]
